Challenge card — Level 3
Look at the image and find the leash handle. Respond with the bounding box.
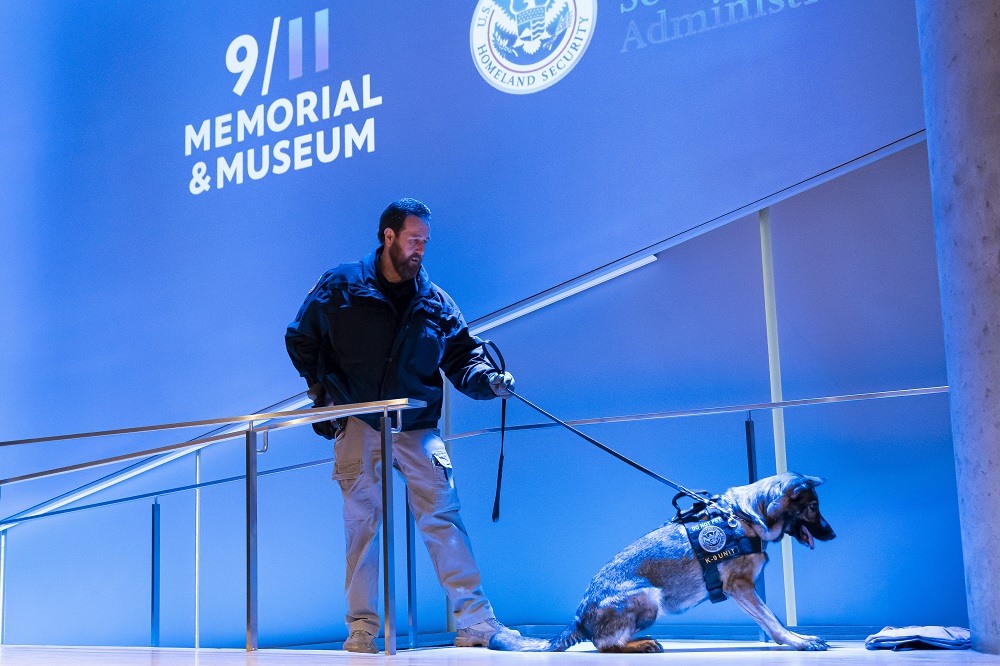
[482,340,506,375]
[483,340,507,523]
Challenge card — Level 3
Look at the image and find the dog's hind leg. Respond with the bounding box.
[601,638,664,653]
[584,588,662,653]
[726,579,828,651]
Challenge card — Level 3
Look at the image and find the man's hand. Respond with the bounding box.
[307,382,326,403]
[488,371,515,399]
[312,419,339,440]
[307,382,341,439]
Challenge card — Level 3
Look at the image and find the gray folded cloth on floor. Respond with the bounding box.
[865,626,970,650]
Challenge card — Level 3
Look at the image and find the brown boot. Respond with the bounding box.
[343,629,377,653]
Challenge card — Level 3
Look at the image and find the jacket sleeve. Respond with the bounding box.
[440,308,497,401]
[285,278,330,389]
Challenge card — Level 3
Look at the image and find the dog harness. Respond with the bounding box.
[670,492,763,603]
[684,515,763,602]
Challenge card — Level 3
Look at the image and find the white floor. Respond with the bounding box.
[0,642,998,665]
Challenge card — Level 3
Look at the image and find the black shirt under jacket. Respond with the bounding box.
[285,248,497,432]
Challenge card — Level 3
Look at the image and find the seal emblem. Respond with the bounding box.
[470,0,597,94]
[698,525,728,553]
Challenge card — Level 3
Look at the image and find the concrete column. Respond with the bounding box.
[916,1,1000,654]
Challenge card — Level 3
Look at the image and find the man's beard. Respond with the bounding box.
[389,242,421,280]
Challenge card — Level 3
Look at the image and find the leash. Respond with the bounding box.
[483,342,507,523]
[482,342,739,527]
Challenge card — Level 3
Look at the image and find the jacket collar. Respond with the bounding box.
[357,248,433,301]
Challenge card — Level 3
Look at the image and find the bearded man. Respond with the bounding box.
[285,198,516,653]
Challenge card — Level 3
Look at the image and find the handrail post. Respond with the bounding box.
[0,529,7,645]
[406,492,418,649]
[151,499,161,647]
[380,410,396,655]
[246,428,259,651]
[442,385,456,633]
[194,450,201,649]
[745,413,768,642]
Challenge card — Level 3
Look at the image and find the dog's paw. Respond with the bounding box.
[790,634,828,651]
[599,638,664,653]
[630,638,664,653]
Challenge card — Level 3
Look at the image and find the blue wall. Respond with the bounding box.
[449,143,962,631]
[0,0,962,648]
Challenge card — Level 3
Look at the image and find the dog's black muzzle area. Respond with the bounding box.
[787,516,835,549]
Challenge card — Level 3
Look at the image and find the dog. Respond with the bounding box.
[489,472,835,653]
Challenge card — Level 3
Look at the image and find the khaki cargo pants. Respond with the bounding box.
[332,416,496,634]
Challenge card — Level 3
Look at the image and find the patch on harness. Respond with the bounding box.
[698,525,727,553]
[684,515,763,603]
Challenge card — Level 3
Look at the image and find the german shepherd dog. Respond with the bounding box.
[490,472,835,653]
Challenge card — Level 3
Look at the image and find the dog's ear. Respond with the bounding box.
[785,474,825,499]
[733,480,780,532]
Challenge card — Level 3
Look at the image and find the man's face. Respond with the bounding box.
[386,215,430,281]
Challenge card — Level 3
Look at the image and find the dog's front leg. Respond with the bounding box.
[725,580,828,651]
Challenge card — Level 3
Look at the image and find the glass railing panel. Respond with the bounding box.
[3,502,153,646]
[447,411,774,630]
[778,392,964,629]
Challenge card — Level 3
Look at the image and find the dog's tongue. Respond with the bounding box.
[800,525,815,550]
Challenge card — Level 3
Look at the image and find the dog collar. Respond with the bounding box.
[684,515,763,603]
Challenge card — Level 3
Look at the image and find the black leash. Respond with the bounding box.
[481,341,737,525]
[483,342,507,523]
[509,390,706,501]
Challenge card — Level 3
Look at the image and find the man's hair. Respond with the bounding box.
[378,198,431,244]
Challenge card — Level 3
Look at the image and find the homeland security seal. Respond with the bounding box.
[471,0,597,95]
[698,525,728,553]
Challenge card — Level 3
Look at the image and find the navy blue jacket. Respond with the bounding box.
[285,248,497,431]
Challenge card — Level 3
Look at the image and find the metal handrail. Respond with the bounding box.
[3,384,949,524]
[0,431,243,487]
[0,399,421,487]
[0,397,426,656]
[1,457,336,526]
[0,399,419,448]
[0,393,315,534]
[442,386,949,441]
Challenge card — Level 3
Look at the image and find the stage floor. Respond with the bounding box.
[0,641,997,665]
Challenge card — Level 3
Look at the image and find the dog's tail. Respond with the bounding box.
[488,620,586,652]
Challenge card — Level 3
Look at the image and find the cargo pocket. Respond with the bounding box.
[332,460,361,482]
[430,450,460,512]
[430,450,452,479]
[331,418,359,481]
[332,461,371,522]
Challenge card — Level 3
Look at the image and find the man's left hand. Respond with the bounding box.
[488,371,515,399]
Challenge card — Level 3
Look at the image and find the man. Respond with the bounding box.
[285,198,517,653]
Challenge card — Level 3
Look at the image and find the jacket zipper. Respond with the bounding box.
[376,296,422,400]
